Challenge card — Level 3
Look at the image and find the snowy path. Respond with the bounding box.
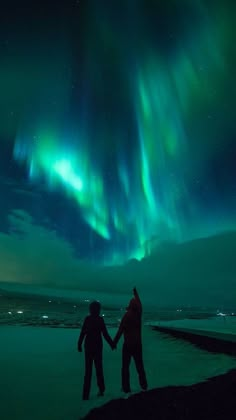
[1,325,236,420]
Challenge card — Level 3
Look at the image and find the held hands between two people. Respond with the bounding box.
[78,342,116,352]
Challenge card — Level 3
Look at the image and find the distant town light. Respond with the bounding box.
[42,315,49,319]
[17,311,23,314]
[49,301,52,303]
[217,312,226,316]
[73,305,77,308]
[8,311,12,315]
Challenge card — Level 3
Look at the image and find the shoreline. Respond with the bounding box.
[1,325,236,419]
[153,326,236,356]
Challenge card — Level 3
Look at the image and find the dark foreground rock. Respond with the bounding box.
[83,369,236,420]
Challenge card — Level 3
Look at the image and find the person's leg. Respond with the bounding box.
[83,349,93,400]
[133,346,148,390]
[122,344,132,393]
[94,348,105,395]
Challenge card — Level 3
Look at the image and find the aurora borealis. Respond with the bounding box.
[1,0,236,269]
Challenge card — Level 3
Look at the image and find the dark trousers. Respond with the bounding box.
[83,347,105,399]
[122,343,147,393]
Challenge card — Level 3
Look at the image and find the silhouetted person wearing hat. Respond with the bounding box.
[113,287,147,393]
[78,301,115,400]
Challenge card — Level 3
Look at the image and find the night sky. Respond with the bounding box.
[0,0,236,303]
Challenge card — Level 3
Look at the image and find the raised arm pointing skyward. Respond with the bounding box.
[133,287,142,313]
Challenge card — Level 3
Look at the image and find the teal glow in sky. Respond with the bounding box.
[0,0,235,266]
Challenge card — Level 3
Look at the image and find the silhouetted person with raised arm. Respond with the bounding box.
[114,287,147,393]
[78,301,115,400]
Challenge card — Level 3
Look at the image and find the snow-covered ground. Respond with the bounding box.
[1,325,236,420]
[152,316,236,341]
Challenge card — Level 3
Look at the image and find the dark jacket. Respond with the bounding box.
[78,315,113,351]
[114,291,142,349]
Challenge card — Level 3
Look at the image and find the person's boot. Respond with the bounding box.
[97,390,104,397]
[123,390,132,399]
